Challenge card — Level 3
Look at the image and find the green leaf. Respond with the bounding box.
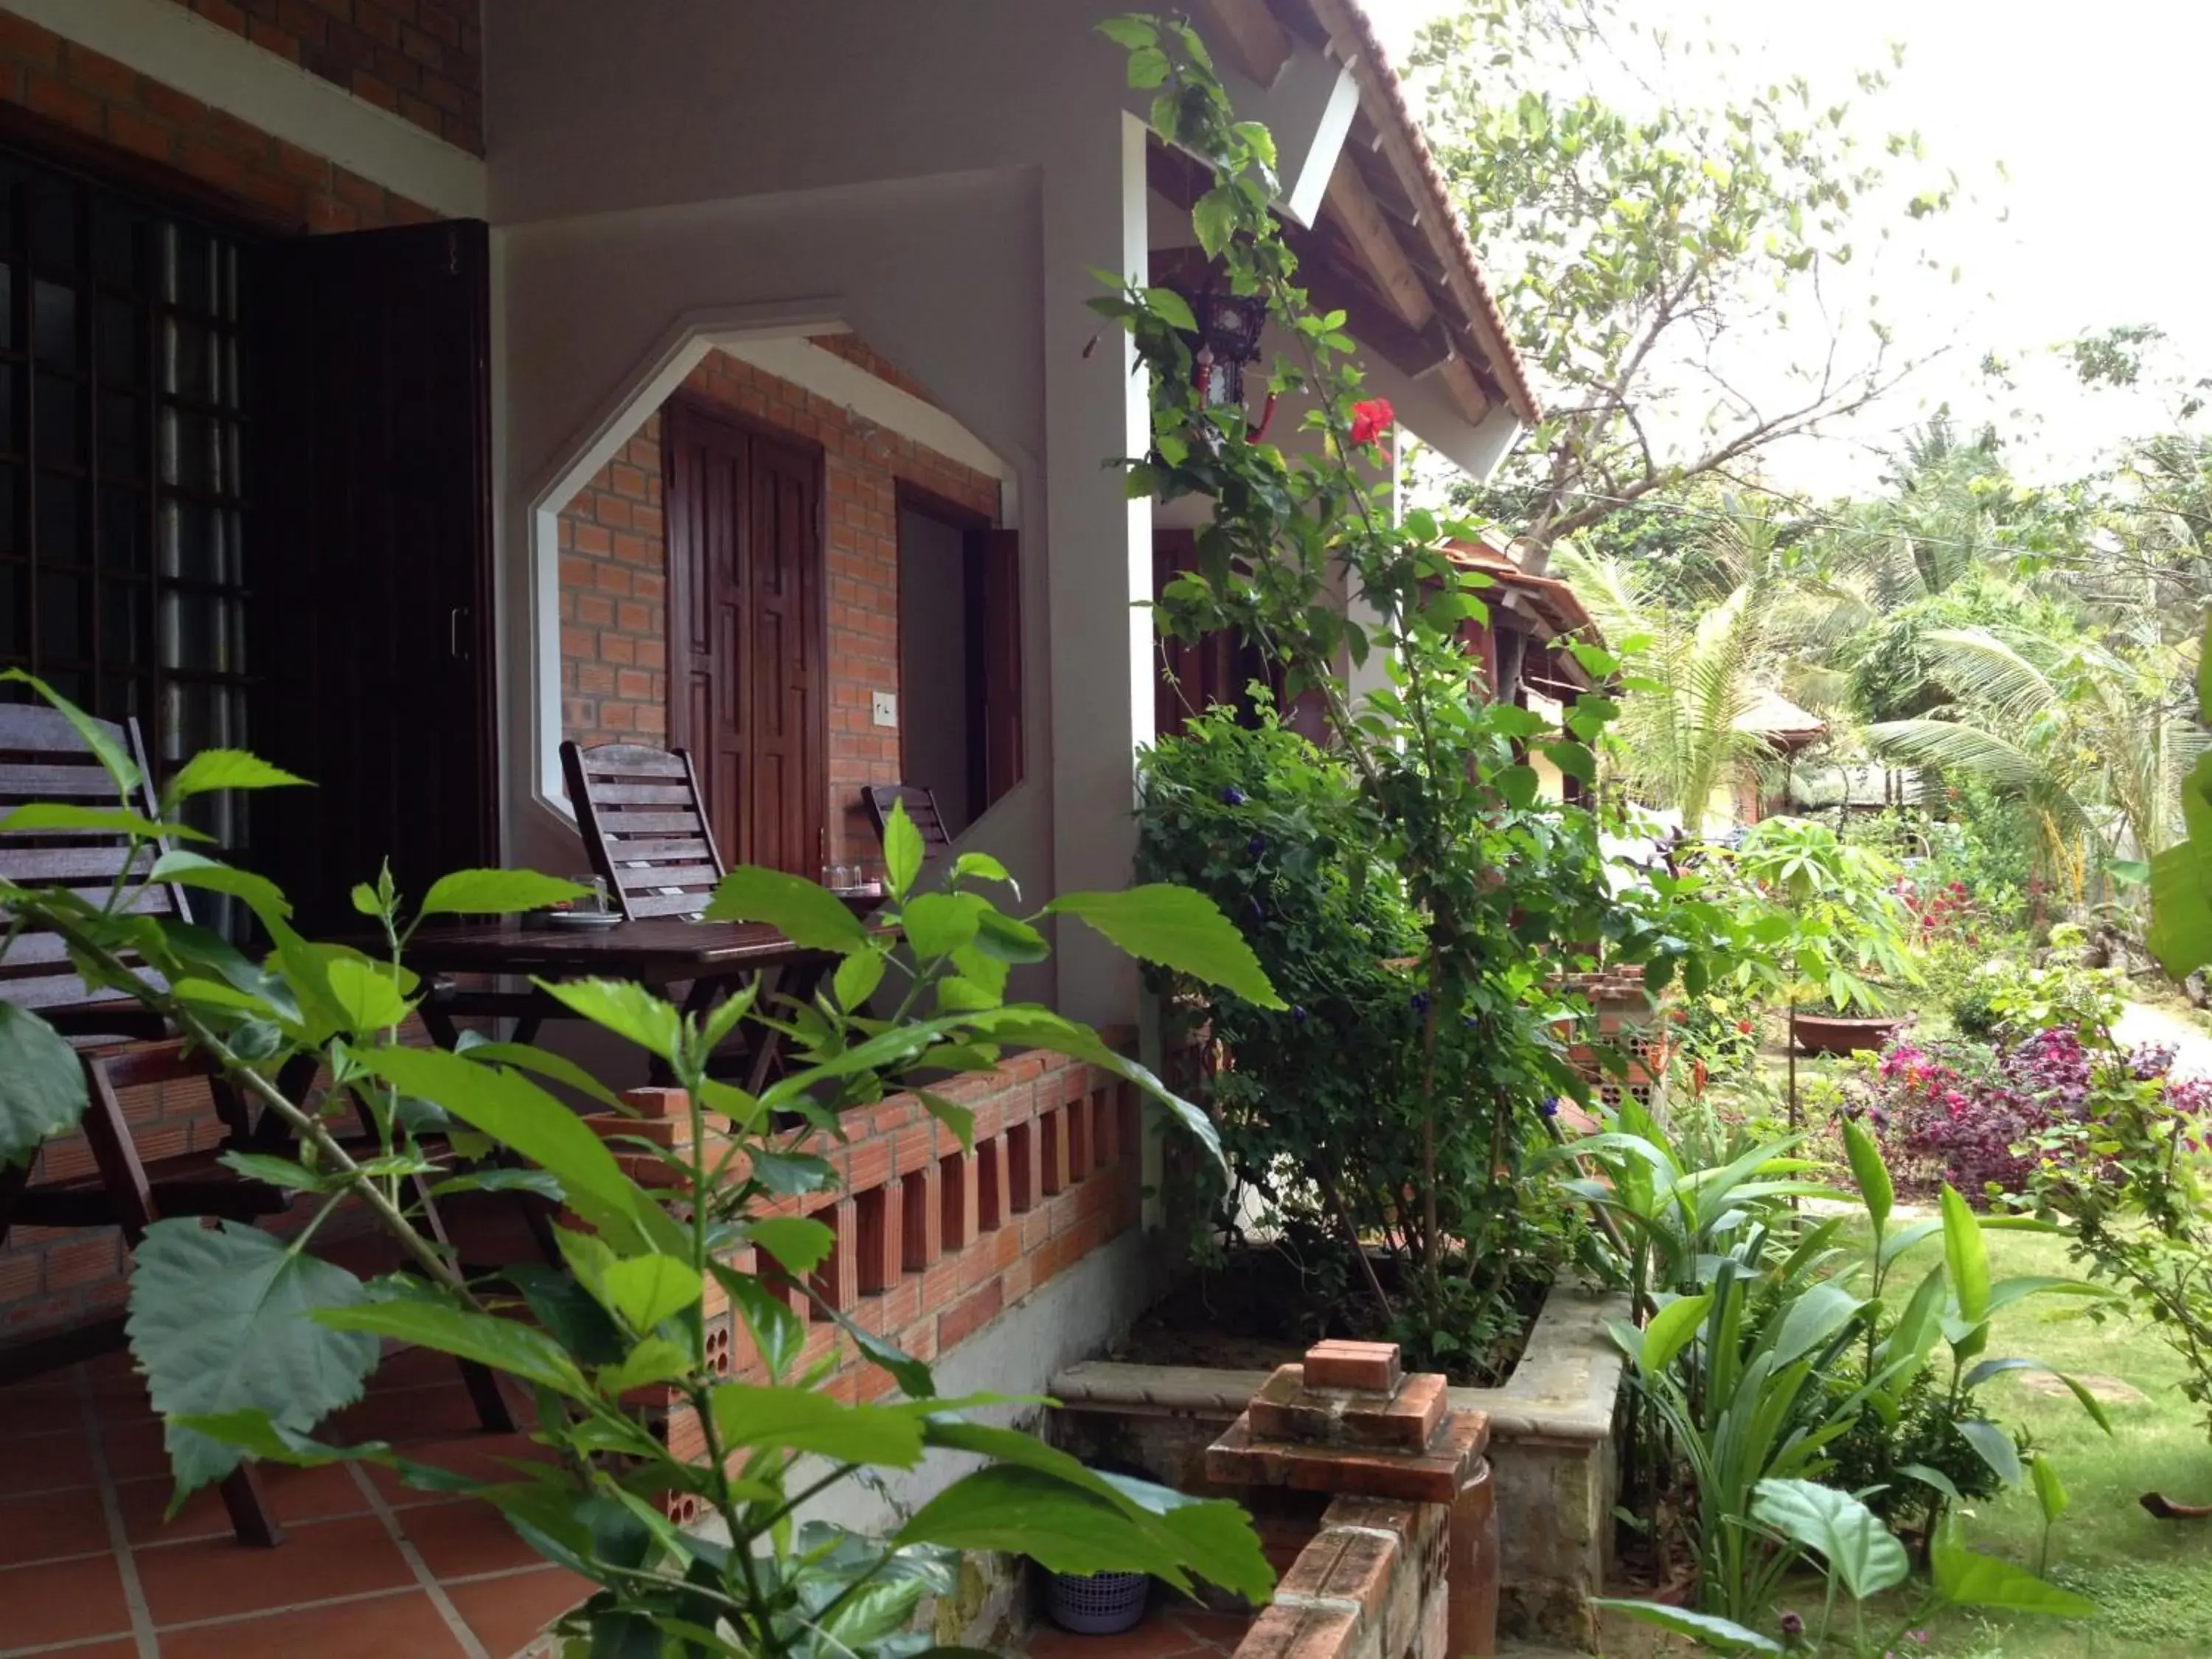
[818,1298,936,1399]
[1587,1601,1781,1654]
[149,850,293,925]
[833,950,888,1013]
[453,1040,624,1110]
[915,1089,975,1151]
[598,1335,691,1395]
[218,1151,335,1193]
[127,1220,378,1496]
[1957,1419,2023,1486]
[0,801,207,842]
[1768,1281,1865,1368]
[703,866,870,950]
[0,1004,88,1167]
[900,1466,1209,1593]
[1095,16,1159,51]
[973,910,1050,964]
[711,1261,804,1378]
[747,1214,835,1276]
[1841,1116,1892,1235]
[1961,1357,2113,1433]
[323,956,413,1032]
[2031,1453,2068,1526]
[599,1254,703,1333]
[709,1385,925,1465]
[1495,764,1540,810]
[1045,886,1283,1008]
[951,852,1016,894]
[527,978,683,1062]
[1899,1462,1962,1500]
[417,868,592,919]
[883,800,927,901]
[1750,1478,1909,1599]
[316,1295,589,1397]
[902,892,982,960]
[355,1043,658,1247]
[162,748,309,805]
[1145,288,1197,331]
[1192,187,1237,260]
[0,668,141,791]
[1931,1524,2094,1615]
[1941,1183,1991,1324]
[1639,1293,1711,1374]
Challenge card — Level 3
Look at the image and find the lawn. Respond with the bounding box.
[1597,1220,2212,1657]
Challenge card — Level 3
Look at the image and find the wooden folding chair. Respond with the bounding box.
[560,740,726,919]
[0,702,513,1545]
[862,784,953,864]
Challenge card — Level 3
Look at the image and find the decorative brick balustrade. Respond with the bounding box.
[1206,1340,1499,1659]
[582,1051,1147,1522]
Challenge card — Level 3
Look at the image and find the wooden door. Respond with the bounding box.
[665,398,824,874]
[248,220,495,928]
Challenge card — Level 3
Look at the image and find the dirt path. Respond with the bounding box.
[2116,1001,2212,1079]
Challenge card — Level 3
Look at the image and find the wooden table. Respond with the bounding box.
[405,917,841,1088]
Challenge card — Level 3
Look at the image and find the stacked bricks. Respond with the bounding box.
[577,1055,1146,1520]
[1553,969,1671,1115]
[558,415,669,748]
[0,11,435,231]
[162,0,484,156]
[1209,1341,1500,1659]
[554,340,1003,876]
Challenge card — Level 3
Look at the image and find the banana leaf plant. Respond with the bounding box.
[0,669,1280,1658]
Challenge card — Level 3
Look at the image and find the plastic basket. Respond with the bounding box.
[1045,1569,1150,1634]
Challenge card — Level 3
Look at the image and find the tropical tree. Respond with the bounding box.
[1557,508,1792,833]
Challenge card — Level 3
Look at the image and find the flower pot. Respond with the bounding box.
[1791,1012,1908,1056]
[1044,1570,1150,1634]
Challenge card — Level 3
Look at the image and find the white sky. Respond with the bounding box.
[1362,0,2212,495]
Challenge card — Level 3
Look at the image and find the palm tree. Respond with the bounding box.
[1555,509,1791,833]
[1867,626,2208,897]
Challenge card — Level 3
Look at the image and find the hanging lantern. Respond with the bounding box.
[1175,279,1269,412]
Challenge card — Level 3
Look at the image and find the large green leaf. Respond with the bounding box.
[1931,1525,2094,1615]
[599,1254,703,1333]
[149,850,293,925]
[162,748,310,804]
[323,956,413,1032]
[1840,1116,1891,1235]
[417,869,594,918]
[745,1214,836,1276]
[703,866,870,950]
[1044,886,1284,1008]
[316,1296,589,1397]
[883,799,926,900]
[1587,1601,1781,1654]
[1749,1478,1909,1599]
[0,802,206,841]
[1956,1418,2023,1486]
[901,1465,1231,1594]
[528,978,683,1062]
[709,1385,925,1466]
[355,1043,662,1248]
[1962,1358,2113,1433]
[127,1220,379,1495]
[902,892,984,959]
[0,1004,88,1168]
[2031,1454,2068,1526]
[1639,1293,1712,1374]
[1940,1183,1990,1324]
[1767,1282,1866,1368]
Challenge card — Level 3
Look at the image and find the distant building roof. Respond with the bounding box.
[1442,535,1598,644]
[1732,688,1826,751]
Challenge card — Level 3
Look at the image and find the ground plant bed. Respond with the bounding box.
[1110,1245,1550,1385]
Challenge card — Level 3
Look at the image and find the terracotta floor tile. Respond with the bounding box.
[116,1459,369,1546]
[327,1381,510,1447]
[1168,1610,1259,1651]
[0,1482,110,1566]
[442,1566,591,1658]
[1026,1611,1215,1659]
[0,1385,83,1441]
[97,1417,176,1482]
[0,1429,96,1496]
[363,1430,554,1506]
[397,1498,549,1580]
[33,1644,139,1658]
[156,1589,470,1659]
[0,1549,132,1647]
[136,1513,413,1627]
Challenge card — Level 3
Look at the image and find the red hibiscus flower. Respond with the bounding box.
[1348,397,1394,446]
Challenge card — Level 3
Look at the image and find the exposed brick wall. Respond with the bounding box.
[557,341,1001,874]
[558,415,669,748]
[0,10,432,229]
[599,1050,1146,1523]
[161,0,484,155]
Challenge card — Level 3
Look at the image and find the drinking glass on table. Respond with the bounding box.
[567,873,611,914]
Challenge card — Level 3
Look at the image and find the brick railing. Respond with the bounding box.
[588,1051,1146,1522]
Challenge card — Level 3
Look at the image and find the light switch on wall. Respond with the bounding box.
[872,690,898,728]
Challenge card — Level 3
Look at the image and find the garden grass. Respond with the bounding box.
[1596,1222,2212,1657]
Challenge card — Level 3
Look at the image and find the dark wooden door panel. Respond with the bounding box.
[250,220,495,928]
[666,399,822,875]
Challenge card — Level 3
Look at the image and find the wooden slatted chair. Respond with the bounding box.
[862,785,953,864]
[560,740,728,919]
[0,703,515,1546]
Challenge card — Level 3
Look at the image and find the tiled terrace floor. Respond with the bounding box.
[0,1345,586,1658]
[1023,1603,1254,1659]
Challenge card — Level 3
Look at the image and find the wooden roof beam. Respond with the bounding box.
[1202,0,1293,86]
[1322,159,1433,330]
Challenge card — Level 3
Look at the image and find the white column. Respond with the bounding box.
[1041,110,1153,1027]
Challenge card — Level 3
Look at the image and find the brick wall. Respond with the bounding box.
[596,1051,1146,1523]
[557,340,1002,874]
[161,0,484,155]
[0,10,431,229]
